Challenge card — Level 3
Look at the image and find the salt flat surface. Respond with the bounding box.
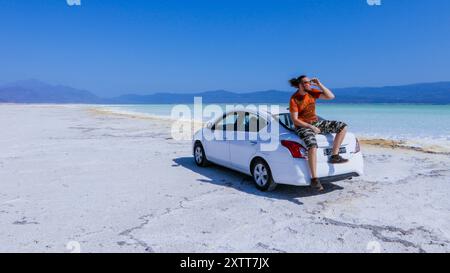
[0,104,449,253]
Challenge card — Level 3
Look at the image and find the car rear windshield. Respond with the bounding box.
[274,113,295,131]
[274,113,324,131]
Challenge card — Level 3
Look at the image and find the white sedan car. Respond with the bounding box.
[193,109,364,191]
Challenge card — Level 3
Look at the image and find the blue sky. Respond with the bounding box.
[0,0,449,96]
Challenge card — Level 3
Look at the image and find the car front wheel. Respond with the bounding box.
[252,159,277,191]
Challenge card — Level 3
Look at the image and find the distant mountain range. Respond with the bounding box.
[1,79,450,104]
[0,79,102,104]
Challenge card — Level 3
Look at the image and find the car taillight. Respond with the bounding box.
[355,138,361,153]
[281,140,307,159]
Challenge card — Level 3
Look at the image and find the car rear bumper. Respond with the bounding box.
[319,172,360,183]
[269,151,364,186]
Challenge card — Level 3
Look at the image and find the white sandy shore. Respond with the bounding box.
[0,104,449,253]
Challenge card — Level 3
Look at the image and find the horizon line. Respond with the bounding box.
[2,78,450,98]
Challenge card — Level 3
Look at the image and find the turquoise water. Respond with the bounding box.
[100,103,450,150]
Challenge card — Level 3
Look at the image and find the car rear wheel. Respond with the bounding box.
[252,159,277,191]
[194,142,209,167]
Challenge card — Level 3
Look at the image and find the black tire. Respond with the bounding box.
[193,142,209,167]
[251,159,277,192]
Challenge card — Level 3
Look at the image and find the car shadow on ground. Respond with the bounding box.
[172,157,344,205]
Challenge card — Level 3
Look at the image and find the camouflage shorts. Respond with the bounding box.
[295,120,347,149]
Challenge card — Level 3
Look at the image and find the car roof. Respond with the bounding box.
[223,107,290,118]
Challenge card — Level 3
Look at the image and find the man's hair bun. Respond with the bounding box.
[289,78,300,87]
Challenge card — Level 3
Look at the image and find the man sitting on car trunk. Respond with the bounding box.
[289,75,348,192]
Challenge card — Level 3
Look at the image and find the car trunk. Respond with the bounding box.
[276,114,356,162]
[277,114,361,179]
[314,133,355,163]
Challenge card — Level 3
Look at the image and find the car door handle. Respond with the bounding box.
[250,141,258,145]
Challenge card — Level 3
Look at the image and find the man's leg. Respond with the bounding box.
[332,125,347,156]
[295,127,323,191]
[316,120,349,164]
[308,147,318,178]
[307,147,323,191]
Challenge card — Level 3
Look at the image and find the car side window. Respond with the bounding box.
[245,113,268,132]
[214,112,237,131]
[236,112,247,132]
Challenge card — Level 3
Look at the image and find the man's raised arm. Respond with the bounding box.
[312,78,335,100]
